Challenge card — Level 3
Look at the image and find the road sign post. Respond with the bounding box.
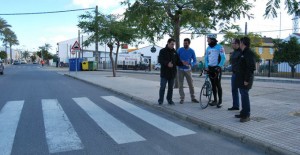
[71,41,81,74]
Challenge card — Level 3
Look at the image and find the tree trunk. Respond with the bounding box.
[173,11,181,88]
[9,44,12,64]
[115,40,120,71]
[108,44,116,77]
[291,65,296,78]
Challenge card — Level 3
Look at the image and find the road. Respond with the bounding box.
[0,64,265,155]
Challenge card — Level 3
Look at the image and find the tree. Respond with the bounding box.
[78,12,139,77]
[2,28,19,63]
[0,51,7,60]
[0,17,11,35]
[38,44,52,60]
[264,0,299,18]
[221,32,262,62]
[22,51,30,60]
[122,0,253,49]
[273,36,300,78]
[30,55,37,62]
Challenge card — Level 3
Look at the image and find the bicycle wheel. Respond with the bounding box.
[199,83,212,109]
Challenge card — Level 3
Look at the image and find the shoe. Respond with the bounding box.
[209,100,217,106]
[216,102,222,108]
[180,99,184,104]
[240,116,250,123]
[168,100,175,105]
[228,107,239,111]
[191,98,199,103]
[235,114,242,118]
[158,102,162,105]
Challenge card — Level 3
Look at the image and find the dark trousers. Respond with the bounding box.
[209,68,222,103]
[231,74,240,108]
[158,77,175,103]
[240,88,250,117]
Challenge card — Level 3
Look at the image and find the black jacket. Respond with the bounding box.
[236,47,256,89]
[230,48,241,73]
[158,45,183,79]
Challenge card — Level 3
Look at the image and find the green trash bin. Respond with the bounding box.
[88,61,98,71]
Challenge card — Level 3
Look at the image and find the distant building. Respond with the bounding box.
[128,45,163,65]
[253,37,274,62]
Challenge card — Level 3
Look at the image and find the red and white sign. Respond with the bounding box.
[71,41,81,50]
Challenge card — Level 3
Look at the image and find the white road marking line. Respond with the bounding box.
[0,101,24,155]
[102,96,196,137]
[73,97,145,144]
[42,99,83,153]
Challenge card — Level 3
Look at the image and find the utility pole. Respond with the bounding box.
[95,5,99,69]
[78,30,80,58]
[245,22,248,35]
[81,35,84,58]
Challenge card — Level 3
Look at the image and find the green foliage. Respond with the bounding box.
[0,51,7,59]
[122,0,253,44]
[30,55,37,62]
[37,44,53,61]
[22,51,30,59]
[273,37,300,66]
[264,0,299,18]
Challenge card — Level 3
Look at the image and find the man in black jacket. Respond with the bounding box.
[158,38,186,105]
[235,37,256,123]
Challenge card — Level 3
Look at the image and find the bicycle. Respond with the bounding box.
[199,72,212,109]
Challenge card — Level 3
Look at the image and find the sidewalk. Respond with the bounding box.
[58,70,300,155]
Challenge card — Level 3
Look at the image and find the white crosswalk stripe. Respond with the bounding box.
[102,96,196,137]
[42,99,84,153]
[0,101,24,155]
[0,96,196,154]
[73,97,146,144]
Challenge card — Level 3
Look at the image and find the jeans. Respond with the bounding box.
[178,70,195,100]
[158,77,175,103]
[240,88,250,117]
[231,74,240,108]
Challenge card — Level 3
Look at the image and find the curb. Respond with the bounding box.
[64,73,299,155]
[98,69,300,84]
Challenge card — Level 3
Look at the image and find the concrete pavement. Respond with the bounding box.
[54,68,300,155]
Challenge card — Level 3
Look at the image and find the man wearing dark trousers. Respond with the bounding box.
[205,34,226,108]
[158,38,186,105]
[228,38,242,111]
[235,37,256,123]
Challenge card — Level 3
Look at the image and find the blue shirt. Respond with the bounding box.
[205,44,226,68]
[177,47,197,71]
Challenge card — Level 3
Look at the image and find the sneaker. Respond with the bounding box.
[228,107,239,111]
[209,100,217,106]
[180,99,184,104]
[240,116,250,123]
[168,100,175,105]
[191,98,199,103]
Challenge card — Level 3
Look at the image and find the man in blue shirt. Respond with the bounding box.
[205,34,226,108]
[177,38,199,104]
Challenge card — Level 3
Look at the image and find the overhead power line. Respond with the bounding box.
[0,8,94,16]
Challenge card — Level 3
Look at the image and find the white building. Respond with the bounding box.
[57,36,117,63]
[129,45,163,65]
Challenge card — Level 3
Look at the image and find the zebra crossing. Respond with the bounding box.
[0,96,196,154]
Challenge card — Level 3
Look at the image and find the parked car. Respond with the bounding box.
[13,60,20,65]
[20,60,27,64]
[223,65,232,72]
[0,60,4,75]
[154,63,161,70]
[33,61,37,64]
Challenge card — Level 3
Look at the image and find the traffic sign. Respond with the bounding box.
[71,50,75,55]
[71,41,81,50]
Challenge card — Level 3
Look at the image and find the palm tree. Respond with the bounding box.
[0,17,11,35]
[22,51,30,60]
[3,28,19,63]
[265,0,299,18]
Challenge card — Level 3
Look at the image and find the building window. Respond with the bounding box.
[269,48,274,55]
[259,48,263,55]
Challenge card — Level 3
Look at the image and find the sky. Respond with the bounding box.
[0,0,296,57]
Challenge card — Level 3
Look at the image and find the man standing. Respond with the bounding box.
[177,38,199,104]
[158,38,185,105]
[235,37,256,123]
[228,38,241,111]
[205,34,226,108]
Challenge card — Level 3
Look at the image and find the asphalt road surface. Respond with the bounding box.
[0,64,265,155]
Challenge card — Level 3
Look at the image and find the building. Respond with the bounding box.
[128,45,163,65]
[253,37,274,63]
